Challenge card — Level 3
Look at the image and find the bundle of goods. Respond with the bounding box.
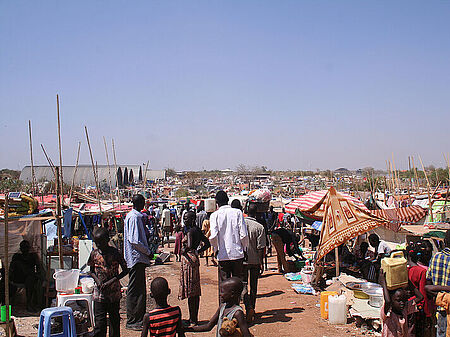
[246,189,272,212]
[0,192,38,217]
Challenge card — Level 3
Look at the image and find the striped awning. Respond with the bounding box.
[285,190,367,215]
[370,205,427,232]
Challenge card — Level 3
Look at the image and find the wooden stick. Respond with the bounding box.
[111,139,122,208]
[55,167,64,269]
[419,155,434,222]
[28,120,36,196]
[412,156,420,192]
[41,144,56,173]
[57,94,64,195]
[85,126,102,214]
[335,246,340,277]
[4,194,10,337]
[143,160,149,190]
[103,136,115,207]
[69,142,81,206]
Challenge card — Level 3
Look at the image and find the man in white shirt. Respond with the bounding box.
[209,191,248,301]
[369,233,392,257]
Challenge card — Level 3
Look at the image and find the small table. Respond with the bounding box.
[57,293,95,328]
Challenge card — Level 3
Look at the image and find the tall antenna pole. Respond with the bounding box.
[28,120,37,195]
[57,94,64,195]
[85,126,102,214]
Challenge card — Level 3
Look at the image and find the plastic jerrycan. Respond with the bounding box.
[320,291,338,319]
[381,251,408,290]
[328,295,347,325]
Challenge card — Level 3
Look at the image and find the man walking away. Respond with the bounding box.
[161,204,172,247]
[209,191,248,301]
[196,202,207,228]
[243,203,266,323]
[124,194,152,331]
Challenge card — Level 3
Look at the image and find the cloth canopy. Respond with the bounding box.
[315,187,388,262]
[370,205,427,232]
[285,190,367,219]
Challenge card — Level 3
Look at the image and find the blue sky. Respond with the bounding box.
[1,1,449,171]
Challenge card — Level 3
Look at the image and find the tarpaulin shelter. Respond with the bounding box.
[370,205,427,232]
[285,189,368,219]
[312,187,388,262]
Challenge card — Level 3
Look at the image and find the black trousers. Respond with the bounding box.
[218,258,244,302]
[126,263,147,326]
[242,264,260,312]
[94,301,120,337]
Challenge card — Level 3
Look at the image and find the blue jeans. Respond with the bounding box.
[437,311,447,337]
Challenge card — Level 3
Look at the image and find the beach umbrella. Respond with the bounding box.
[123,168,129,185]
[129,169,134,185]
[315,187,388,266]
[117,167,123,187]
[285,190,367,217]
[138,166,143,181]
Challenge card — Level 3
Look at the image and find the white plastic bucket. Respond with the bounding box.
[53,269,80,293]
[80,277,95,294]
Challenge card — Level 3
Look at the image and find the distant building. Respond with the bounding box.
[334,168,351,174]
[20,165,166,188]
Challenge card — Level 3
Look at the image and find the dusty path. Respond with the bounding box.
[12,255,374,337]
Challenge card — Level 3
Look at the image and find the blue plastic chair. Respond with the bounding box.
[37,306,76,337]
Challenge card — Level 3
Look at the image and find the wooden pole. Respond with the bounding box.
[412,156,420,192]
[143,160,149,190]
[335,246,340,277]
[41,144,56,174]
[111,139,122,208]
[55,167,64,269]
[85,126,102,214]
[28,120,36,196]
[56,94,64,195]
[419,155,434,223]
[4,194,10,337]
[69,142,81,206]
[103,137,115,206]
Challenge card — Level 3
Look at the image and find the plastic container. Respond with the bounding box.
[381,251,408,290]
[328,295,347,325]
[204,199,216,212]
[80,277,95,294]
[53,269,80,293]
[300,265,314,284]
[320,291,338,319]
[0,305,11,322]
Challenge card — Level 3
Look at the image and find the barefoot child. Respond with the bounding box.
[88,227,129,337]
[185,277,252,337]
[141,277,184,337]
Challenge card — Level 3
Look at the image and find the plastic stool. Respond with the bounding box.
[37,306,76,337]
[57,293,95,327]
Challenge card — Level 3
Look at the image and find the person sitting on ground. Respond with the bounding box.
[380,271,422,337]
[9,240,41,312]
[141,277,184,337]
[89,227,129,337]
[185,277,252,337]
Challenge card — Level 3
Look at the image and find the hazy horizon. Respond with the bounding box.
[1,1,449,172]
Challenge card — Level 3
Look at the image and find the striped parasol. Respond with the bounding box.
[285,190,367,215]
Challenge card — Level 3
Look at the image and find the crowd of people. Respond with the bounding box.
[4,190,450,337]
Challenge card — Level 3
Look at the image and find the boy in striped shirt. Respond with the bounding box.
[141,277,184,337]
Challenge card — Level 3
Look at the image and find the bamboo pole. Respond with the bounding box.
[56,94,64,195]
[69,142,81,206]
[335,246,340,277]
[143,160,149,190]
[412,156,420,192]
[419,155,434,222]
[85,126,102,214]
[4,194,10,337]
[103,137,115,206]
[28,120,36,196]
[55,167,64,269]
[111,139,122,208]
[41,144,56,174]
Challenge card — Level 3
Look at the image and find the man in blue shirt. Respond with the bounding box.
[124,194,152,330]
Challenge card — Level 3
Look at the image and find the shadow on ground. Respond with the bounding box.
[253,307,305,324]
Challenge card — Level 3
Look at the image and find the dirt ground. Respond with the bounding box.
[10,254,377,337]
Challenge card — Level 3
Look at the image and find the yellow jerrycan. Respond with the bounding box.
[381,251,408,290]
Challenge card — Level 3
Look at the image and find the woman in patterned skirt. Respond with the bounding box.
[179,211,211,326]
